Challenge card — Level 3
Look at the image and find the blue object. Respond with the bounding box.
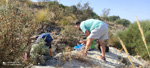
[74,44,83,51]
[36,33,53,46]
[39,33,53,42]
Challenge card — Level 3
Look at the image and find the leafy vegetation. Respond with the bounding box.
[0,0,38,67]
[108,16,120,22]
[0,0,100,66]
[117,20,150,60]
[115,19,131,27]
[60,25,81,47]
[0,0,149,67]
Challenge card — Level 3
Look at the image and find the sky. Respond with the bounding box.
[31,0,150,23]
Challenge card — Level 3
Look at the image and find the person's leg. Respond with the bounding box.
[97,23,108,58]
[49,48,53,57]
[27,44,32,57]
[99,40,106,57]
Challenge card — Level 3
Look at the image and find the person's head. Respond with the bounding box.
[75,21,81,30]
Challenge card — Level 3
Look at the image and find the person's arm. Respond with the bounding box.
[27,36,37,57]
[24,36,37,60]
[27,36,37,46]
[79,40,87,44]
[85,30,90,37]
[80,22,90,37]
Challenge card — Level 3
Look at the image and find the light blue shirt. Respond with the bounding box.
[80,19,104,33]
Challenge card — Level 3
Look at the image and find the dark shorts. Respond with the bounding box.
[46,43,51,48]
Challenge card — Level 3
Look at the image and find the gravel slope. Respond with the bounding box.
[31,47,147,68]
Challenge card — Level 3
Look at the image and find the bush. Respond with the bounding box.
[36,9,49,23]
[0,0,6,5]
[60,18,70,26]
[0,1,38,67]
[115,19,131,27]
[59,16,74,26]
[60,25,81,47]
[108,15,120,22]
[117,20,150,60]
[108,31,122,49]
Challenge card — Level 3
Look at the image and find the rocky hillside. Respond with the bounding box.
[29,47,149,68]
[25,4,148,68]
[1,1,150,68]
[25,17,150,68]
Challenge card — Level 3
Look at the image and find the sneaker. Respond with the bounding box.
[98,55,106,61]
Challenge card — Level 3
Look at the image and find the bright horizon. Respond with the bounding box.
[31,0,150,23]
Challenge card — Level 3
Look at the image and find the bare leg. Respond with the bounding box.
[49,48,53,57]
[99,40,105,57]
[27,44,32,57]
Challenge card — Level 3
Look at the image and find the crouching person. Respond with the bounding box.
[25,32,53,65]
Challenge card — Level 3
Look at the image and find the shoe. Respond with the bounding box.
[98,55,106,61]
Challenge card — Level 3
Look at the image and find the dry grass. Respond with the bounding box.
[136,16,150,57]
[61,46,72,64]
[71,54,89,63]
[118,37,135,68]
[61,46,95,67]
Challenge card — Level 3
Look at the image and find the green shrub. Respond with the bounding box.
[108,15,120,22]
[117,20,150,60]
[115,19,131,27]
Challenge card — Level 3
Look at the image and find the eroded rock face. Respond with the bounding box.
[31,47,147,68]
